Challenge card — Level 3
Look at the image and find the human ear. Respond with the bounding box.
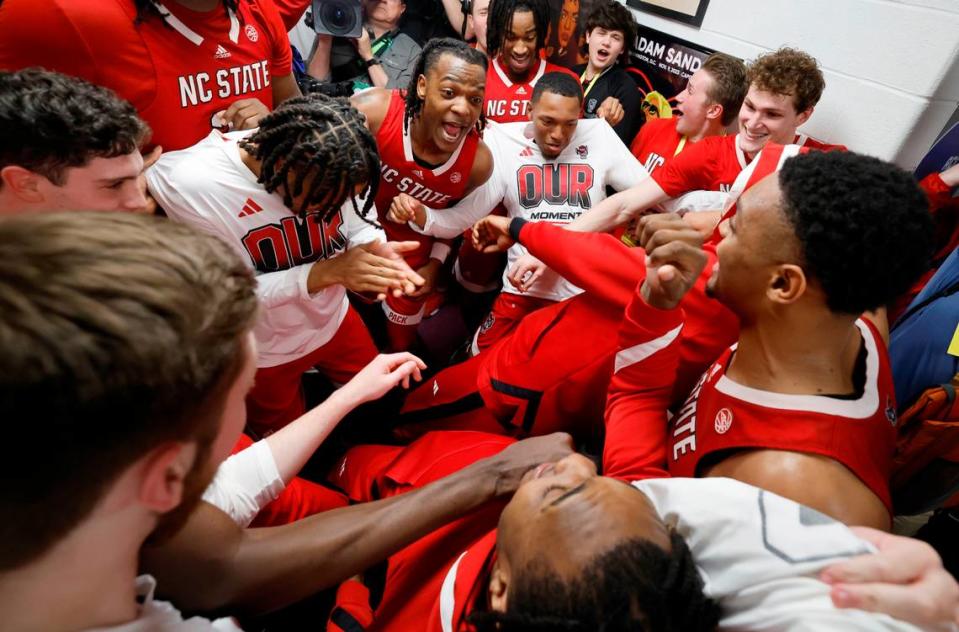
[488,557,510,612]
[768,263,806,304]
[139,442,198,513]
[417,74,428,101]
[795,106,814,127]
[705,103,723,122]
[1,165,47,203]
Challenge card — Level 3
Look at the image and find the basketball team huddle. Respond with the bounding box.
[2,0,959,630]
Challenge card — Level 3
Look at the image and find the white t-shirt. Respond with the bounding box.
[634,477,940,631]
[417,119,647,301]
[84,576,242,631]
[147,130,384,368]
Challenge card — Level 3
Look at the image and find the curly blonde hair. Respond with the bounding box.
[747,47,825,113]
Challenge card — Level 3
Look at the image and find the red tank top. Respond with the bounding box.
[374,90,480,261]
[669,319,898,511]
[483,58,577,123]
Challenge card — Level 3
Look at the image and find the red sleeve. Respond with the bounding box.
[328,579,374,631]
[516,220,646,307]
[267,0,311,31]
[254,0,293,78]
[920,172,955,213]
[652,135,719,197]
[602,289,683,481]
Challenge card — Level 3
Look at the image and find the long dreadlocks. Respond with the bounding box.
[134,0,240,23]
[239,94,380,224]
[403,37,488,135]
[486,0,550,62]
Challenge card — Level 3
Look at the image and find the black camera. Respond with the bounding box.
[306,0,363,38]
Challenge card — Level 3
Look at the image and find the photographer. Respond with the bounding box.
[307,0,421,91]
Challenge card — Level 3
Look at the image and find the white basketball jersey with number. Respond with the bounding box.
[147,129,384,367]
[634,477,933,631]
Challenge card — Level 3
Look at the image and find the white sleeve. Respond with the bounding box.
[147,160,319,309]
[416,174,508,239]
[603,123,648,192]
[201,440,285,527]
[342,195,387,247]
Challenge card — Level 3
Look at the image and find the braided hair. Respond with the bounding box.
[239,94,380,223]
[469,532,721,631]
[486,0,550,62]
[403,38,489,135]
[134,0,240,23]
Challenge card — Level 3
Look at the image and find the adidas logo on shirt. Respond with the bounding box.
[516,86,527,95]
[214,45,231,59]
[237,198,263,218]
[519,146,534,157]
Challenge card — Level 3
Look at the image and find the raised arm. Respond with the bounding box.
[603,215,709,480]
[564,176,671,233]
[140,433,575,615]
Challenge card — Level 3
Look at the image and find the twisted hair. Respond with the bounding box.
[134,0,239,23]
[469,532,720,631]
[487,0,550,62]
[240,93,379,223]
[404,38,489,135]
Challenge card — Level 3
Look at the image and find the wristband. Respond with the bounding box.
[365,57,382,68]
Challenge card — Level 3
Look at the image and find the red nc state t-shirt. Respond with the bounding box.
[0,0,292,151]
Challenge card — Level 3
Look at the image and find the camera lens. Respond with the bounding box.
[320,0,357,34]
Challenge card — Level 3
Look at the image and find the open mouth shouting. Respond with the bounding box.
[440,121,467,143]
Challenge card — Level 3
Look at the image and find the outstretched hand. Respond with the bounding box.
[821,526,959,627]
[339,352,427,405]
[471,215,514,253]
[635,213,707,310]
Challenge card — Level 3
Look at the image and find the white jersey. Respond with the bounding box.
[84,576,241,631]
[147,130,384,368]
[634,477,933,631]
[418,119,647,301]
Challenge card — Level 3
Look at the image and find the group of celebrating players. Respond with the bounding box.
[2,0,959,630]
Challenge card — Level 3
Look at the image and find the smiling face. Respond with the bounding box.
[708,174,801,320]
[491,453,671,606]
[737,85,812,156]
[416,52,487,152]
[500,9,539,80]
[585,26,624,72]
[530,90,581,158]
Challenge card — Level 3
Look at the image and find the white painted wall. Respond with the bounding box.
[627,0,959,168]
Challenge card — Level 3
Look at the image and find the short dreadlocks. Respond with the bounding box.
[486,0,551,62]
[404,37,488,134]
[239,94,380,223]
[469,532,720,631]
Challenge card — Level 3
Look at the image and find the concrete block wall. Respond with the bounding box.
[627,0,959,168]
